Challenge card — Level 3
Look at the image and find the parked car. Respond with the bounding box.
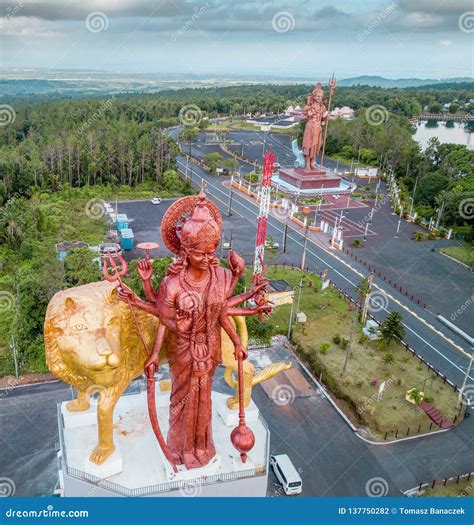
[270,454,302,495]
[99,243,122,258]
[151,197,162,205]
[265,239,280,249]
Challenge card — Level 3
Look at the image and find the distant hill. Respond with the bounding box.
[338,76,473,88]
[0,71,472,102]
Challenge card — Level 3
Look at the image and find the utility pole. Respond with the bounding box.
[295,277,303,322]
[185,155,190,182]
[343,305,357,374]
[361,273,373,325]
[228,175,234,217]
[300,218,309,271]
[282,215,289,253]
[287,290,296,340]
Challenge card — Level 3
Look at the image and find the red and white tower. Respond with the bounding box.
[253,147,275,279]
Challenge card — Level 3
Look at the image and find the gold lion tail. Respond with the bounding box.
[224,362,292,388]
[252,362,292,386]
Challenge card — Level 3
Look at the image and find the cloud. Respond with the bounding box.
[0,0,472,39]
[399,0,473,15]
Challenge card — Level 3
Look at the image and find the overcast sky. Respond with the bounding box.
[1,0,473,78]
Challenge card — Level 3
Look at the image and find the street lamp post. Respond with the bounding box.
[300,215,310,271]
[395,206,403,238]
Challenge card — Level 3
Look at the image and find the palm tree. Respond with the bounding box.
[356,275,372,323]
[0,198,26,250]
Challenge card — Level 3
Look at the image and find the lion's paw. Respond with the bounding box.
[89,443,115,465]
[226,396,239,410]
[66,398,90,412]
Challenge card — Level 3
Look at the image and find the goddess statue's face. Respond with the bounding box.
[186,242,218,271]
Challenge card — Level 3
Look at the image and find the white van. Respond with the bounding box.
[270,454,302,495]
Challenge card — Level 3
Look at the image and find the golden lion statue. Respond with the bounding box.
[45,280,290,465]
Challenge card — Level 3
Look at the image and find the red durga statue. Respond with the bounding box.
[118,189,272,470]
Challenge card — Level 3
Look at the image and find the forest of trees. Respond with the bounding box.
[0,97,183,204]
[2,81,472,205]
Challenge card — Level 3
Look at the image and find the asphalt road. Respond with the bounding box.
[2,342,472,497]
[159,128,474,392]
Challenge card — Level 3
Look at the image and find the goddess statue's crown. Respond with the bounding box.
[179,188,221,249]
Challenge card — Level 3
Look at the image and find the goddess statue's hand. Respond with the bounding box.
[254,302,273,317]
[251,279,269,297]
[117,284,138,305]
[227,250,245,277]
[234,344,248,361]
[144,353,159,378]
[137,259,153,281]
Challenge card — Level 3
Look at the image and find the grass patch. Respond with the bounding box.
[247,267,461,440]
[440,245,474,268]
[421,479,474,497]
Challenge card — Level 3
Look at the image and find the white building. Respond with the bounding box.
[329,106,355,120]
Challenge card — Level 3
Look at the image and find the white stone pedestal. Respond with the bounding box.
[83,441,123,479]
[215,395,260,427]
[57,390,269,497]
[61,399,98,429]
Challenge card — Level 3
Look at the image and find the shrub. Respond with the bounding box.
[407,388,423,404]
[332,334,341,345]
[382,352,395,365]
[340,337,349,350]
[343,376,354,387]
[319,342,330,354]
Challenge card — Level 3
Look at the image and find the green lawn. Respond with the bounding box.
[421,479,473,497]
[440,245,474,268]
[247,267,461,440]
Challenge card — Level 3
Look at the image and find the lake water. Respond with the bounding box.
[413,120,473,150]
